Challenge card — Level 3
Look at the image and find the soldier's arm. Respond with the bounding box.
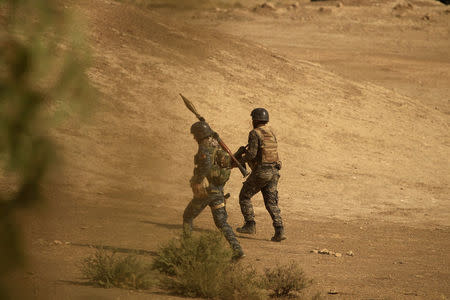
[242,130,259,164]
[191,145,212,184]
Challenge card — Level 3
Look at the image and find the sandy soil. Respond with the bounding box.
[6,0,450,299]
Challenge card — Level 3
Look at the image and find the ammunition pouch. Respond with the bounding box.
[208,148,231,186]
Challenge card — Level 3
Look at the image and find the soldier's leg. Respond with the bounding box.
[261,173,285,241]
[183,197,208,234]
[238,174,261,223]
[209,196,244,259]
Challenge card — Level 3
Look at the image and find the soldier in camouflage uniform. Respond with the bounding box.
[235,108,286,242]
[183,121,244,259]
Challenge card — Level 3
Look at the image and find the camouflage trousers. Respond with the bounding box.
[239,165,283,228]
[183,188,242,252]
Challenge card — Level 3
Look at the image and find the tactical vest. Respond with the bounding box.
[254,126,279,164]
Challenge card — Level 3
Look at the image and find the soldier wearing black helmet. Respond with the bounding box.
[234,108,286,242]
[183,121,244,259]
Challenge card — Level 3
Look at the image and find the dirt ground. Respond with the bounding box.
[7,0,450,299]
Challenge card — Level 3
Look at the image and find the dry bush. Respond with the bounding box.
[153,231,231,297]
[261,261,313,298]
[153,231,265,299]
[221,264,266,300]
[81,249,156,289]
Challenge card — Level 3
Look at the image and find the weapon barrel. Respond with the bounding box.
[179,93,248,177]
[180,93,204,121]
[217,137,249,177]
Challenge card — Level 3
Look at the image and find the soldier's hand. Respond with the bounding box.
[192,183,208,199]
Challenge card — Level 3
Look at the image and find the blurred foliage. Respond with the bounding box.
[0,0,92,297]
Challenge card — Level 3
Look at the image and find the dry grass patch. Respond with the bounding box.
[153,231,265,299]
[262,261,313,298]
[81,249,156,289]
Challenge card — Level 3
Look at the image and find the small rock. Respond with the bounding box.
[80,226,88,230]
[336,2,343,7]
[334,252,342,257]
[65,242,71,245]
[319,248,330,255]
[328,288,339,294]
[318,7,332,13]
[346,250,354,256]
[37,238,46,245]
[290,2,299,9]
[275,8,287,14]
[329,251,336,256]
[261,2,275,9]
[393,0,414,10]
[53,240,62,245]
[310,249,319,254]
[422,14,431,21]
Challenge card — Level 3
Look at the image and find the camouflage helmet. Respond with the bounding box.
[190,121,213,141]
[251,108,269,122]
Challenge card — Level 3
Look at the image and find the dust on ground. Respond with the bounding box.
[7,0,450,299]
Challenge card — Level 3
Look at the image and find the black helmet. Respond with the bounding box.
[190,121,213,141]
[251,108,269,122]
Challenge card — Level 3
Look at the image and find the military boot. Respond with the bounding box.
[236,221,256,234]
[231,246,245,261]
[271,226,286,242]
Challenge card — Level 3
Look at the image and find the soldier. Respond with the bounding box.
[183,121,245,259]
[234,108,286,242]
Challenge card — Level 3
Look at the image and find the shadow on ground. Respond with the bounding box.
[237,234,271,242]
[71,243,157,256]
[141,220,211,233]
[56,280,96,287]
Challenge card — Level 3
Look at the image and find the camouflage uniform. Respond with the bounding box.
[183,136,243,256]
[239,125,284,230]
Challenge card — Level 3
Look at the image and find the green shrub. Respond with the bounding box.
[153,231,265,299]
[81,249,155,289]
[152,230,232,276]
[153,231,231,297]
[261,261,312,298]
